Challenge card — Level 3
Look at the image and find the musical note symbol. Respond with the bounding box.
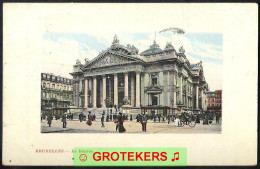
[171,152,179,162]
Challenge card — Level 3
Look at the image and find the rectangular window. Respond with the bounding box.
[151,74,157,85]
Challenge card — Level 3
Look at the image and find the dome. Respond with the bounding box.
[140,48,163,56]
[140,40,163,56]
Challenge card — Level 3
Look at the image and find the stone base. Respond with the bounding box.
[128,108,141,118]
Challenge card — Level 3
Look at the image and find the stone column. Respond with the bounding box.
[167,71,170,106]
[130,75,135,107]
[89,78,92,105]
[102,75,106,108]
[159,71,164,105]
[173,73,177,107]
[140,73,145,106]
[144,73,149,106]
[84,78,88,108]
[179,74,183,104]
[195,84,199,109]
[136,72,140,107]
[186,81,189,108]
[201,88,203,110]
[114,73,118,107]
[124,73,129,98]
[93,76,97,108]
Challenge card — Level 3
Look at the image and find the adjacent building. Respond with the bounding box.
[41,73,73,114]
[70,35,209,114]
[206,90,222,114]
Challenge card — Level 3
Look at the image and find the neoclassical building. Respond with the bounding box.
[70,35,208,114]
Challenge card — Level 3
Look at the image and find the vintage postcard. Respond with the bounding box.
[3,3,257,166]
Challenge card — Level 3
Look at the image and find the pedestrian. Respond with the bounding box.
[141,113,147,132]
[168,114,170,124]
[175,115,181,127]
[47,113,52,127]
[118,112,126,133]
[158,114,161,123]
[79,112,83,122]
[203,115,209,125]
[86,111,92,126]
[71,113,73,120]
[106,113,109,122]
[162,115,165,122]
[216,113,220,123]
[130,114,133,121]
[154,115,156,122]
[101,113,105,127]
[110,112,112,121]
[93,114,96,121]
[196,115,200,123]
[110,108,112,115]
[62,113,67,128]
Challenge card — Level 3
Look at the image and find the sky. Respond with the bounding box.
[42,32,222,91]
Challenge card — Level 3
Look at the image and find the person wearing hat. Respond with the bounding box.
[62,113,67,128]
[118,112,126,133]
[101,112,105,127]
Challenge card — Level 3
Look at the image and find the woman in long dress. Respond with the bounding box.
[118,112,126,133]
[87,112,92,126]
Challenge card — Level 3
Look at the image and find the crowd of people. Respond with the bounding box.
[42,108,221,132]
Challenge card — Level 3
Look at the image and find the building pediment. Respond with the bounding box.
[84,51,143,69]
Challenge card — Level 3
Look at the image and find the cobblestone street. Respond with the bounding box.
[41,118,221,134]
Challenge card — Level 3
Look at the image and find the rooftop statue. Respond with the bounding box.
[76,59,81,65]
[179,46,185,54]
[84,58,90,63]
[165,42,174,50]
[112,34,120,45]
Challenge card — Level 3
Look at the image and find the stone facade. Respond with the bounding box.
[41,73,73,113]
[70,35,209,113]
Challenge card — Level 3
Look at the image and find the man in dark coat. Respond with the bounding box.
[71,113,73,120]
[79,112,83,122]
[154,115,156,122]
[130,114,133,121]
[196,115,200,123]
[110,112,112,121]
[47,113,52,127]
[168,114,171,124]
[158,114,161,123]
[162,115,165,122]
[106,113,109,122]
[141,113,147,132]
[216,113,220,123]
[118,112,126,133]
[62,113,67,128]
[101,113,105,127]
